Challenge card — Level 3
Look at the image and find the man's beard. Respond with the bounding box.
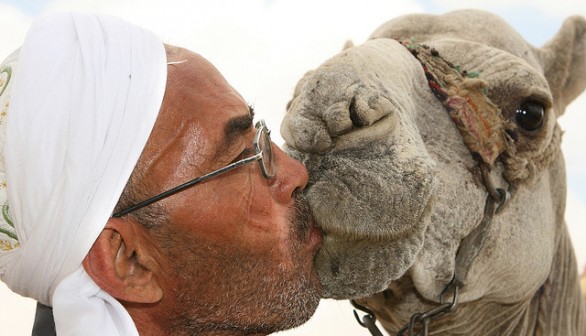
[155,192,321,335]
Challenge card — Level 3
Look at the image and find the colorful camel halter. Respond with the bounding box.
[397,39,563,186]
[352,39,518,336]
[403,38,511,166]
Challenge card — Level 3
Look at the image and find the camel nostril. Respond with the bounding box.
[331,260,341,276]
[349,96,366,127]
[347,89,394,129]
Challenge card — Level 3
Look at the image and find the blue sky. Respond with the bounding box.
[417,0,566,46]
[0,0,568,46]
[1,0,49,14]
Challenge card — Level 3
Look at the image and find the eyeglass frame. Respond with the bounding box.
[112,119,275,218]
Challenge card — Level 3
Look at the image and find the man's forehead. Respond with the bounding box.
[158,45,253,145]
[163,46,246,108]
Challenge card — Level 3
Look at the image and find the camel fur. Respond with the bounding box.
[281,10,586,335]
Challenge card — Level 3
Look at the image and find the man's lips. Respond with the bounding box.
[307,225,323,252]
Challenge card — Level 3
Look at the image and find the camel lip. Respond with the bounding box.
[307,179,436,241]
[309,191,437,299]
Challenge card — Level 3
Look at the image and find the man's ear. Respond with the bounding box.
[82,217,164,303]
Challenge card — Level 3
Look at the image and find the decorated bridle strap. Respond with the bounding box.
[398,39,511,167]
[397,38,517,281]
[399,40,514,281]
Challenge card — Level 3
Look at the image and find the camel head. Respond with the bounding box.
[281,9,586,333]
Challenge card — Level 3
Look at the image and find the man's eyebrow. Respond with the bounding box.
[222,105,255,150]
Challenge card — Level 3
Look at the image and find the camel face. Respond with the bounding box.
[282,39,442,298]
[281,8,586,311]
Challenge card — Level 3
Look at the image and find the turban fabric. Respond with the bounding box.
[0,12,167,335]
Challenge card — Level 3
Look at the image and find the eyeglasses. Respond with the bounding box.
[112,119,276,218]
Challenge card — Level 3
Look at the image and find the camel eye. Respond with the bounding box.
[515,101,544,132]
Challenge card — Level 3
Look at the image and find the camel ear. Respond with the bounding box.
[342,40,354,50]
[540,16,586,116]
[82,218,163,304]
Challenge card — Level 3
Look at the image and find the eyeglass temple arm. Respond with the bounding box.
[112,153,263,218]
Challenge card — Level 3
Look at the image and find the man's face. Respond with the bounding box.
[135,46,322,334]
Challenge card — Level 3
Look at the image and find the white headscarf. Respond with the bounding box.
[0,12,167,335]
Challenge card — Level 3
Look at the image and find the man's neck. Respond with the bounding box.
[129,307,273,336]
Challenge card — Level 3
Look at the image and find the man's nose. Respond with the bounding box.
[270,144,309,204]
